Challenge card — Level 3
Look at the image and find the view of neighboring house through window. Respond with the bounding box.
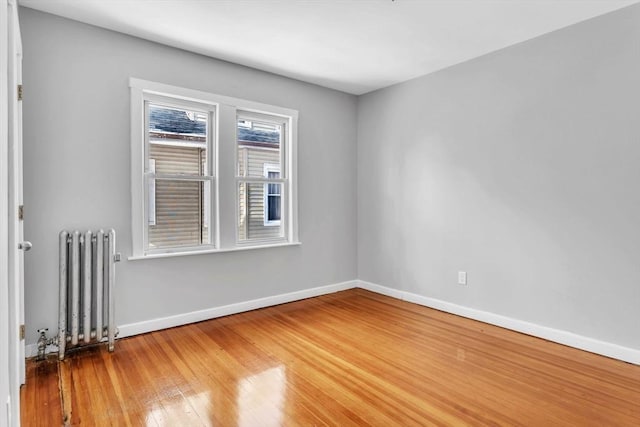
[237,115,285,241]
[146,102,212,250]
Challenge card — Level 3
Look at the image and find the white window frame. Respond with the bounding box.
[142,94,215,256]
[235,111,289,246]
[130,78,299,259]
[263,163,281,226]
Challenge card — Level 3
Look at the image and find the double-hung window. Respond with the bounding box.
[130,79,298,258]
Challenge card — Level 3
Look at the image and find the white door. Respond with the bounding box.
[7,0,25,423]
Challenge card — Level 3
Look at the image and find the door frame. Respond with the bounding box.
[1,0,13,425]
[6,0,24,424]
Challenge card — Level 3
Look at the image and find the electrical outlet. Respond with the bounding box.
[458,271,467,285]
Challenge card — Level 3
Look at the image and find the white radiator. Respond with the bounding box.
[58,229,118,360]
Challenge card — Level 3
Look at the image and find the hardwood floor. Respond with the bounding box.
[21,288,640,426]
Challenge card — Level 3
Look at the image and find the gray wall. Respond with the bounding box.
[20,8,358,345]
[358,4,640,349]
[21,4,640,352]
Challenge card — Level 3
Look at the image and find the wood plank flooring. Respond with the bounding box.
[21,288,640,426]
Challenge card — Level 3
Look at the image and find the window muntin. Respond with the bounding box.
[145,101,214,251]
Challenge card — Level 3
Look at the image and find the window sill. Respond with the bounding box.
[128,241,301,261]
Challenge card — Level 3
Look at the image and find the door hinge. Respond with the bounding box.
[17,84,23,101]
[18,205,24,221]
[19,325,25,340]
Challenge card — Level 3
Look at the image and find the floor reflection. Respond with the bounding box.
[146,390,213,427]
[238,366,286,427]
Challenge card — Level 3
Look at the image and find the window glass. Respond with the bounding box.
[237,182,283,241]
[237,119,281,178]
[148,180,210,248]
[236,115,285,242]
[147,103,210,249]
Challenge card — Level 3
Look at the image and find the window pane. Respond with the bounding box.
[267,182,280,195]
[238,182,283,241]
[237,118,281,178]
[149,103,207,176]
[148,179,209,249]
[267,194,281,221]
[149,144,206,175]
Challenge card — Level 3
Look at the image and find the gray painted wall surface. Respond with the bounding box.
[357,5,640,349]
[20,4,640,352]
[20,8,357,345]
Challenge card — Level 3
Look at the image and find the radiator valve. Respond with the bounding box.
[36,328,50,361]
[36,328,57,361]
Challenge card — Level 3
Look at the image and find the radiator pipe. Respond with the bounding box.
[36,328,48,361]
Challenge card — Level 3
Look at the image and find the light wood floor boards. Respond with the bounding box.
[21,288,640,426]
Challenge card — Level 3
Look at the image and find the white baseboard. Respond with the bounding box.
[28,278,639,366]
[26,280,357,358]
[25,344,37,358]
[358,280,640,365]
[25,343,58,358]
[117,280,358,339]
[357,281,405,300]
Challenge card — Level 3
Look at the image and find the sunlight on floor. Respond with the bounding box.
[238,366,286,427]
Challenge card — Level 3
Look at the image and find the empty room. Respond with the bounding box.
[2,0,640,425]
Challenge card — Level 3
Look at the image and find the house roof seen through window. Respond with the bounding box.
[149,104,280,144]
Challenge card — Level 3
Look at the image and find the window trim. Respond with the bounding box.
[130,78,299,259]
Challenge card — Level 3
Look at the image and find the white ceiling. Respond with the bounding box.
[19,0,639,95]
